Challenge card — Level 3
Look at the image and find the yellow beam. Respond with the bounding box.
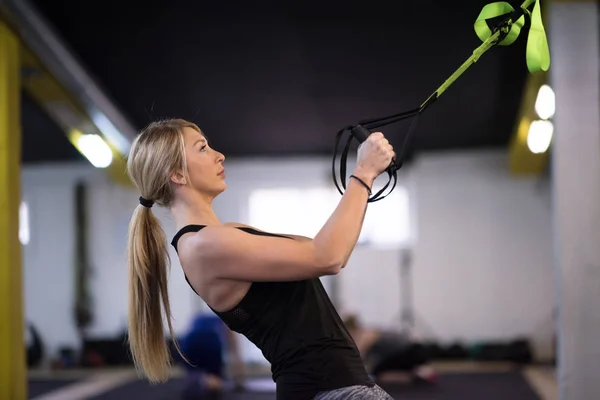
[0,20,27,400]
[508,71,551,175]
[19,45,131,186]
[0,1,134,185]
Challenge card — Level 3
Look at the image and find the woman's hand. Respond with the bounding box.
[354,132,396,185]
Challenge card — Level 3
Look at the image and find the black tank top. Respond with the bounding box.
[171,224,373,400]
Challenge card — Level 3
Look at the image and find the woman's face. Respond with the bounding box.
[180,127,226,196]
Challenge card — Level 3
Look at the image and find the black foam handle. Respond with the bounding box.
[352,124,400,171]
[351,125,371,143]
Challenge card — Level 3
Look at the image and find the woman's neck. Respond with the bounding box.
[170,194,221,229]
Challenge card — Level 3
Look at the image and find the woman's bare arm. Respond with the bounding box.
[181,132,394,282]
[182,171,374,282]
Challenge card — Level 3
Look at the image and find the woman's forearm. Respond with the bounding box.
[312,168,374,270]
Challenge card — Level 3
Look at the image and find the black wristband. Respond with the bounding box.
[349,175,372,196]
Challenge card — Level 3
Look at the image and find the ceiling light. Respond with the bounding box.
[77,134,113,168]
[527,120,553,154]
[535,84,555,120]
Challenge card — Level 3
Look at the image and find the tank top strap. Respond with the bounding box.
[171,224,206,253]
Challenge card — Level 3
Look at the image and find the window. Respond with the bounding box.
[19,201,30,245]
[248,186,412,248]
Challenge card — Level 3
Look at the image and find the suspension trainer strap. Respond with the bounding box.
[332,0,550,203]
[474,0,550,74]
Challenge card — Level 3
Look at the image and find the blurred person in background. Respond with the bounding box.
[343,314,437,385]
[178,312,245,399]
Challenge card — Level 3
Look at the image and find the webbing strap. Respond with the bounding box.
[474,0,550,74]
[422,0,549,108]
[332,0,550,203]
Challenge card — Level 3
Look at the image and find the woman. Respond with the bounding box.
[126,118,396,399]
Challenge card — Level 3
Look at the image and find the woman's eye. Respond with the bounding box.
[200,145,207,152]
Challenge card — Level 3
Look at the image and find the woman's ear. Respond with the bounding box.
[170,170,187,185]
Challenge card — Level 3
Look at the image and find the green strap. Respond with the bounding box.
[420,0,550,108]
[474,2,526,47]
[526,0,550,72]
[475,0,550,73]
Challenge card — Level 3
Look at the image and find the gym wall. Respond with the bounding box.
[20,148,554,365]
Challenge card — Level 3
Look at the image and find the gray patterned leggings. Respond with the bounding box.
[314,384,394,399]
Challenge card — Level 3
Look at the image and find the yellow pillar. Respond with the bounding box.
[0,20,27,400]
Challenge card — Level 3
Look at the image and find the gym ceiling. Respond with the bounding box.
[16,0,534,166]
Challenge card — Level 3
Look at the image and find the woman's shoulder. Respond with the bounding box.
[178,224,264,261]
[223,222,264,231]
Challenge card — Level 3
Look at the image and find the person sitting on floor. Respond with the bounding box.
[343,314,437,385]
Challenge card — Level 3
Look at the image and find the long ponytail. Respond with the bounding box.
[125,118,202,382]
[126,204,181,383]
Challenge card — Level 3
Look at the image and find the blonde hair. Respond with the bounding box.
[125,118,200,383]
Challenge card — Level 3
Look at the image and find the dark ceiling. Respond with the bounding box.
[22,0,529,164]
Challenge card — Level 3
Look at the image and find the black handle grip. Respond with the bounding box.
[352,124,400,170]
[351,125,371,143]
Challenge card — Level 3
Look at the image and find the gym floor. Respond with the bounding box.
[27,362,557,400]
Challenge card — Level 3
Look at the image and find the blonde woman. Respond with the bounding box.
[126,118,396,399]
